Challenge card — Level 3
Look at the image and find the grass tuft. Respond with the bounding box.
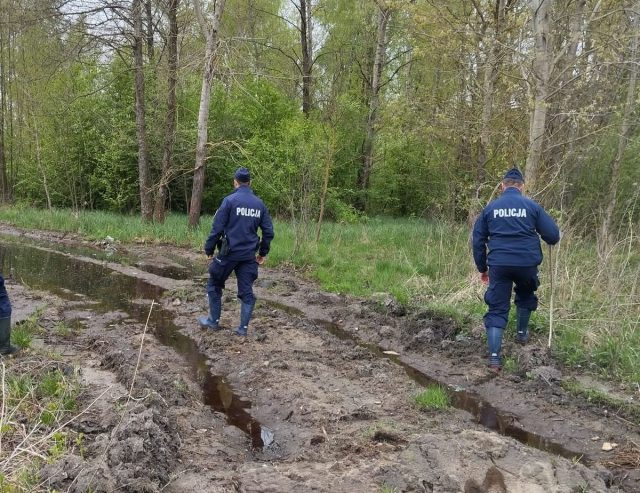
[1,356,82,489]
[413,384,450,411]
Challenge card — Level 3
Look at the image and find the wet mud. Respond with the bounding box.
[0,226,638,492]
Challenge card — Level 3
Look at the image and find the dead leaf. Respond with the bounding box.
[382,350,399,356]
[602,442,619,451]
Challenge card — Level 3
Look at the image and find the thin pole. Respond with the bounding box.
[547,244,554,348]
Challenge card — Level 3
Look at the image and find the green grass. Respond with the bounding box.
[54,321,74,338]
[10,307,46,349]
[562,378,640,425]
[502,356,519,374]
[413,385,451,411]
[380,485,398,493]
[0,206,639,384]
[2,356,82,489]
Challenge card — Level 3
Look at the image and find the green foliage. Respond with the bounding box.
[562,379,640,425]
[54,321,74,338]
[380,485,399,493]
[502,357,519,374]
[2,353,82,488]
[10,307,46,349]
[413,385,450,411]
[10,325,33,349]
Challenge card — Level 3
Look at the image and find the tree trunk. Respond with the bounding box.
[188,0,227,228]
[0,27,8,203]
[476,0,505,194]
[133,0,153,220]
[32,118,51,211]
[146,0,154,62]
[599,3,640,254]
[315,128,336,242]
[153,0,179,222]
[525,0,552,194]
[356,5,390,211]
[299,0,313,116]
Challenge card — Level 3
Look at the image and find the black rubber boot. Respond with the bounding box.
[0,317,19,356]
[516,307,531,344]
[233,301,254,337]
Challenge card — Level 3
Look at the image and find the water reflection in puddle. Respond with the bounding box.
[0,241,271,449]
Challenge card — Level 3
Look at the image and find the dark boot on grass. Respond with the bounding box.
[0,317,19,356]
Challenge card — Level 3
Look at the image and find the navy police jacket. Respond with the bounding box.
[472,188,560,272]
[204,185,274,261]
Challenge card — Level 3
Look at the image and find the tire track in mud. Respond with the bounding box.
[0,231,635,492]
[0,238,274,450]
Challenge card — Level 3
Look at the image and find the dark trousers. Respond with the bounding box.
[206,257,258,305]
[483,265,539,330]
[0,274,11,318]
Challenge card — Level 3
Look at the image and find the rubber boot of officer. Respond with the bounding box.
[516,306,531,344]
[199,286,222,330]
[0,274,19,356]
[233,296,255,337]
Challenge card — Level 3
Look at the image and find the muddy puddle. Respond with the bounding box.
[0,232,196,280]
[0,240,272,449]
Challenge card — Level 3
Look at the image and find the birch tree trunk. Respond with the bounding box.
[599,3,640,255]
[188,0,226,228]
[525,0,552,194]
[356,4,390,211]
[133,0,153,220]
[299,0,313,116]
[153,0,179,222]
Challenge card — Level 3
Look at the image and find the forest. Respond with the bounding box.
[0,0,638,239]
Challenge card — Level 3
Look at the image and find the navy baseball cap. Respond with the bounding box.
[503,167,524,182]
[234,167,251,183]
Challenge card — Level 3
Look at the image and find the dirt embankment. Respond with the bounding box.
[1,226,638,492]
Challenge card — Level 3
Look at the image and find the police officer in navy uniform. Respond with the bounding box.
[199,167,274,336]
[472,168,560,371]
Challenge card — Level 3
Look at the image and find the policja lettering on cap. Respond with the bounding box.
[234,167,251,183]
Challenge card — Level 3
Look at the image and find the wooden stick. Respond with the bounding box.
[548,244,554,348]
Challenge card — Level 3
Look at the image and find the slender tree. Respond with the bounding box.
[357,2,390,210]
[133,0,153,220]
[188,0,227,227]
[525,0,552,194]
[153,0,179,222]
[600,2,640,253]
[298,0,313,116]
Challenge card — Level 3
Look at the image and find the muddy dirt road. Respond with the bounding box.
[0,225,638,492]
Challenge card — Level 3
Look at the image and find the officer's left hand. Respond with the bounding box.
[207,255,214,266]
[256,255,266,265]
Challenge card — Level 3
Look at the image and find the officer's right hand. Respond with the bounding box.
[256,255,266,265]
[480,271,489,285]
[207,255,214,266]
